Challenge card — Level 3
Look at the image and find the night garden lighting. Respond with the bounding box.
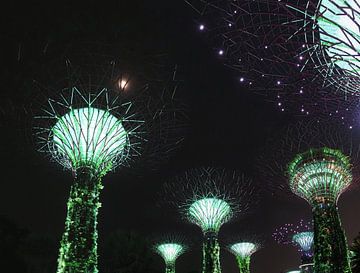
[164,168,254,273]
[288,147,353,273]
[273,220,314,272]
[262,122,357,273]
[296,0,360,95]
[228,242,261,273]
[184,0,360,125]
[153,236,188,273]
[33,43,188,273]
[35,87,142,273]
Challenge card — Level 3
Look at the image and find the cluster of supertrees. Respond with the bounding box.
[185,0,360,127]
[154,168,261,273]
[28,4,360,271]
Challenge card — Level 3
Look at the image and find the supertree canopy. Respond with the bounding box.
[286,0,360,95]
[228,241,261,273]
[33,42,188,273]
[273,220,314,271]
[184,0,360,126]
[164,168,254,273]
[288,147,353,273]
[153,235,188,273]
[264,122,357,273]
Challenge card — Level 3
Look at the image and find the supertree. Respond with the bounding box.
[33,42,188,273]
[153,235,188,273]
[273,220,314,272]
[263,122,358,273]
[183,0,360,126]
[227,239,261,273]
[164,168,255,273]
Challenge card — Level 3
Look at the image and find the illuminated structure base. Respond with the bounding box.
[299,263,313,273]
[203,233,221,273]
[165,263,176,273]
[236,256,250,273]
[313,203,351,273]
[57,167,102,273]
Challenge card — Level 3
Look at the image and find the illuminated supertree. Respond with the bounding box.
[164,168,254,273]
[184,0,360,126]
[33,43,188,273]
[227,240,261,273]
[273,220,314,272]
[264,122,357,273]
[153,235,188,273]
[282,0,360,96]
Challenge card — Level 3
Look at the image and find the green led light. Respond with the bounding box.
[52,107,128,175]
[230,242,256,258]
[156,243,185,264]
[317,0,360,74]
[288,147,352,205]
[286,271,300,273]
[188,197,232,233]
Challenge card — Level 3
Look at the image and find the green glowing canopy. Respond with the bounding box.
[155,243,185,264]
[288,147,352,205]
[230,242,256,258]
[52,107,129,174]
[317,0,360,74]
[188,197,232,233]
[292,231,313,252]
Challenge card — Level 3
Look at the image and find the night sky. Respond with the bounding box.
[1,1,360,273]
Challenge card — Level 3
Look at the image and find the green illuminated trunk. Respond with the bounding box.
[236,256,250,273]
[203,233,221,273]
[57,167,103,273]
[165,262,176,273]
[313,202,351,273]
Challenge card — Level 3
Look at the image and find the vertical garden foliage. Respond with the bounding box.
[57,168,103,273]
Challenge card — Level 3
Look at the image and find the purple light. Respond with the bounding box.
[199,24,205,31]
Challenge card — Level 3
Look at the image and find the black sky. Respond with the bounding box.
[1,1,360,273]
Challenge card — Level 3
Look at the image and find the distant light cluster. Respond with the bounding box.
[273,219,313,255]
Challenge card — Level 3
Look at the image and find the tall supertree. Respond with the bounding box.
[183,0,360,126]
[263,122,357,273]
[164,168,254,273]
[227,240,261,273]
[33,43,188,273]
[153,235,188,273]
[273,220,314,272]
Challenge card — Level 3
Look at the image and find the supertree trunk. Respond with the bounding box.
[165,262,176,273]
[57,167,103,273]
[203,233,221,273]
[313,202,351,273]
[235,256,250,273]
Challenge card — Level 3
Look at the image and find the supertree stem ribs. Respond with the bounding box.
[203,232,221,273]
[165,263,176,273]
[57,167,102,273]
[313,202,351,273]
[235,256,250,273]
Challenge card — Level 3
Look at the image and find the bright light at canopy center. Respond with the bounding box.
[52,107,128,172]
[156,243,184,264]
[188,197,232,233]
[230,242,256,258]
[292,232,314,252]
[317,0,360,74]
